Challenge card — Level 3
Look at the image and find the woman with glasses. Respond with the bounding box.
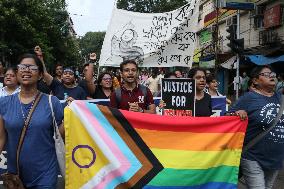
[229,65,284,189]
[85,53,114,99]
[88,72,114,99]
[0,54,64,188]
[188,67,212,117]
[0,67,20,97]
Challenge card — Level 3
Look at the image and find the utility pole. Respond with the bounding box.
[236,10,240,99]
[215,0,219,70]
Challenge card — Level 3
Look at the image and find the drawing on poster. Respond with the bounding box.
[108,22,144,65]
[99,0,198,67]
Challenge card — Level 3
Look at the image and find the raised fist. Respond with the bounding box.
[34,46,42,56]
[89,53,97,61]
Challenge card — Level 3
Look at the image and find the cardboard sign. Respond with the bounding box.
[161,78,196,116]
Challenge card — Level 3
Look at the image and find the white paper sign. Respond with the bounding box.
[99,0,198,68]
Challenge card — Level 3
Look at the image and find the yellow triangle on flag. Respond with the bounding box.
[65,108,110,189]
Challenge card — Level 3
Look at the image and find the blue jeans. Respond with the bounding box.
[241,158,279,189]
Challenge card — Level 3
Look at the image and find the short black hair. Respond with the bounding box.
[83,63,89,69]
[250,65,273,79]
[164,72,176,78]
[55,64,63,68]
[120,59,138,72]
[206,74,216,84]
[248,78,254,88]
[97,72,113,90]
[5,67,17,74]
[54,64,63,73]
[17,53,44,74]
[188,67,206,78]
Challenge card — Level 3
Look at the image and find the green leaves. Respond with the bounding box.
[117,0,188,13]
[79,32,106,62]
[0,0,80,70]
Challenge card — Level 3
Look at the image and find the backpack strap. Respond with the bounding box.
[115,87,122,108]
[138,84,147,97]
[114,85,148,109]
[138,84,149,110]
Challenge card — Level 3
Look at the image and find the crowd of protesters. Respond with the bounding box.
[0,46,283,189]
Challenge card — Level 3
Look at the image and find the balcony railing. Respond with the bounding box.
[259,29,280,46]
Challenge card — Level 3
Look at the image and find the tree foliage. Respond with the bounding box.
[117,0,188,13]
[79,32,106,63]
[0,0,80,70]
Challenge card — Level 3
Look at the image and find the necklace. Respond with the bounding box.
[19,92,38,125]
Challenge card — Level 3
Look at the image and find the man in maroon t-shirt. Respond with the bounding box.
[110,60,156,114]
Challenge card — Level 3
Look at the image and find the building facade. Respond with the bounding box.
[195,0,284,95]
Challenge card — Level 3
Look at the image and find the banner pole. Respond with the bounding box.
[97,63,100,78]
[114,0,118,9]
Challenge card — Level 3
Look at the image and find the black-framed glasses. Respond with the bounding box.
[259,72,276,78]
[17,64,39,72]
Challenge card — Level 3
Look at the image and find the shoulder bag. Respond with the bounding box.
[1,92,42,189]
[48,95,65,178]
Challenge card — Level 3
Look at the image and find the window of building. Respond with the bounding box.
[251,5,265,29]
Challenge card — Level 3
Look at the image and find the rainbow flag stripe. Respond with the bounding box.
[65,101,247,189]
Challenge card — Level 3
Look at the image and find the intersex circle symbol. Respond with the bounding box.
[72,145,96,168]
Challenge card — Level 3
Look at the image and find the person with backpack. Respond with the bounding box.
[110,59,156,114]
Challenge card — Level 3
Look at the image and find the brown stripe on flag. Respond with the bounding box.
[98,105,154,188]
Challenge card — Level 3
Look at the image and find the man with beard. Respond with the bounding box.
[54,64,63,82]
[110,59,156,114]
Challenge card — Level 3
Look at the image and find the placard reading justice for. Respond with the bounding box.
[161,78,196,116]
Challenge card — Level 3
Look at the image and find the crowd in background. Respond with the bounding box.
[0,47,283,189]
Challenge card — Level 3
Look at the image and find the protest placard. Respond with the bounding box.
[161,78,196,116]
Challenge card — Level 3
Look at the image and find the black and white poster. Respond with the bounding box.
[99,0,198,67]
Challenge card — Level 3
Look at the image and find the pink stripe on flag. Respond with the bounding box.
[75,102,131,188]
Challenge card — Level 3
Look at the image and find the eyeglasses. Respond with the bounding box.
[102,77,112,81]
[17,64,39,72]
[259,72,276,78]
